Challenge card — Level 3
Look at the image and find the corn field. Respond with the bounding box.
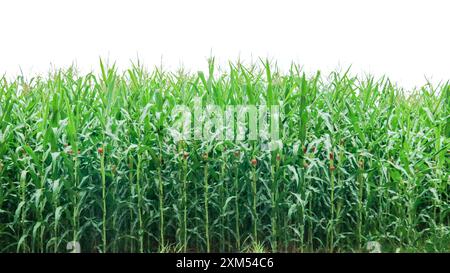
[0,60,449,253]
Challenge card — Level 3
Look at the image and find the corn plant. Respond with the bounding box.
[0,60,448,253]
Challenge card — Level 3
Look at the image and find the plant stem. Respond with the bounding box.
[100,145,107,253]
[271,162,278,251]
[252,165,258,244]
[204,159,210,252]
[234,161,241,251]
[158,143,165,251]
[329,158,335,252]
[182,153,188,252]
[136,154,144,252]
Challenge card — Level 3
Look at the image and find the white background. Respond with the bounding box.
[1,0,449,89]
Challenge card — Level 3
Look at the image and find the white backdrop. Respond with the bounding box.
[1,0,449,89]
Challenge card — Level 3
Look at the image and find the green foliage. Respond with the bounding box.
[0,61,448,253]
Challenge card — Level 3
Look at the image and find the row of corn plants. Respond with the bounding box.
[0,59,448,252]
